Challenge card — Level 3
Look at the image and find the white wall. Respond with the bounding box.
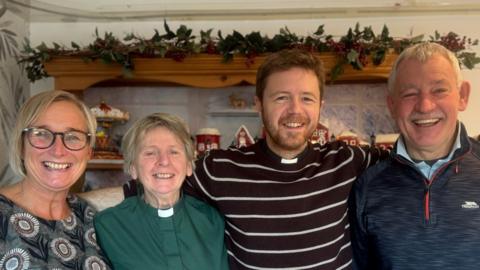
[30,14,480,136]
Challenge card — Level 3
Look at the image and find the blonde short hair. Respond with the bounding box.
[388,42,463,94]
[9,90,97,177]
[121,113,195,176]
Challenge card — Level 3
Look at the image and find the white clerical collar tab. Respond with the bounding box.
[157,207,174,218]
[281,158,298,164]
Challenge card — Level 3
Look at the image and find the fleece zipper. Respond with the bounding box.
[394,156,465,223]
[391,124,472,223]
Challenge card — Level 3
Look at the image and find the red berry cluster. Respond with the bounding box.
[437,32,466,53]
[326,39,346,55]
[245,51,258,67]
[165,50,187,62]
[205,41,217,54]
[91,36,122,51]
[327,39,368,67]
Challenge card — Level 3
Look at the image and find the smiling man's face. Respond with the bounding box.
[388,55,470,160]
[256,67,321,159]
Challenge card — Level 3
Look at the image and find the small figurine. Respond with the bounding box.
[375,133,399,151]
[337,130,359,146]
[233,125,254,148]
[229,93,247,109]
[196,128,221,157]
[90,101,129,159]
[90,101,129,121]
[310,122,329,145]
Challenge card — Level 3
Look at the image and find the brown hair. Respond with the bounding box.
[256,49,325,102]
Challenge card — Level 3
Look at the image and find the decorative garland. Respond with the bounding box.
[19,21,480,82]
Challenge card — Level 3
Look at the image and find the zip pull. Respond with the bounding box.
[424,188,430,221]
[455,163,459,174]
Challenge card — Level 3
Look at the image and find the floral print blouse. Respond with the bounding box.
[0,194,111,270]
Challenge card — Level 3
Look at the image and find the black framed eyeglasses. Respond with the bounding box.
[22,127,91,151]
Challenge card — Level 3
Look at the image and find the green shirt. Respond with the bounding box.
[94,194,228,270]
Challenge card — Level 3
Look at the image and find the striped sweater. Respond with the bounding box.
[184,139,385,270]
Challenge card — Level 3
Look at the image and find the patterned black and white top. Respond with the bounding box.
[0,194,111,270]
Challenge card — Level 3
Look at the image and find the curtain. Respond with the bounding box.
[0,2,28,186]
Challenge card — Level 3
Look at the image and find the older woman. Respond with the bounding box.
[94,113,228,270]
[0,90,110,269]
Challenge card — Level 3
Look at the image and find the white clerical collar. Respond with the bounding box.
[281,158,298,164]
[157,207,174,218]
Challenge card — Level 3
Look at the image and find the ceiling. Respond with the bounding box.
[7,0,480,22]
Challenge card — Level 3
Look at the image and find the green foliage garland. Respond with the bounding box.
[18,21,480,82]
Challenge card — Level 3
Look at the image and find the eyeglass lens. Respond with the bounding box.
[26,128,89,151]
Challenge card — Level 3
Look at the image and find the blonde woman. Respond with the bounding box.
[0,90,110,269]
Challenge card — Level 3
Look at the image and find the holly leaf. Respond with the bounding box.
[314,25,325,36]
[71,42,80,51]
[347,49,359,63]
[162,20,176,40]
[459,52,480,69]
[410,34,424,43]
[157,46,167,57]
[371,49,386,65]
[36,42,48,52]
[268,34,288,51]
[245,31,265,53]
[363,26,374,41]
[330,62,344,81]
[176,25,193,40]
[22,38,34,53]
[379,25,393,43]
[232,30,245,41]
[200,29,214,44]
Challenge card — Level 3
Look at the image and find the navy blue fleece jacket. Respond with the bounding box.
[351,123,480,270]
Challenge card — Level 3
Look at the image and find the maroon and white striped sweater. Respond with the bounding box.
[184,139,385,270]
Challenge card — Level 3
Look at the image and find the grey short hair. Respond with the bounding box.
[388,42,463,94]
[121,113,195,176]
[9,90,97,177]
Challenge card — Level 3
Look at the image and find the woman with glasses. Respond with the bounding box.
[0,90,111,269]
[94,113,228,270]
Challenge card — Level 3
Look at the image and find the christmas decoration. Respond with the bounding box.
[19,21,480,82]
[233,125,255,148]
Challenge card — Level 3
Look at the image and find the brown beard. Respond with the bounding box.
[262,113,314,152]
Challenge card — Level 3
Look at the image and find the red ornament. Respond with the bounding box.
[99,101,112,112]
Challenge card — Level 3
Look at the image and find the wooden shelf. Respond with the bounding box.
[44,53,398,91]
[208,108,259,117]
[87,159,124,170]
[45,53,397,172]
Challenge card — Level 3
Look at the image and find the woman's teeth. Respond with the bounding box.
[43,161,71,170]
[153,173,174,179]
